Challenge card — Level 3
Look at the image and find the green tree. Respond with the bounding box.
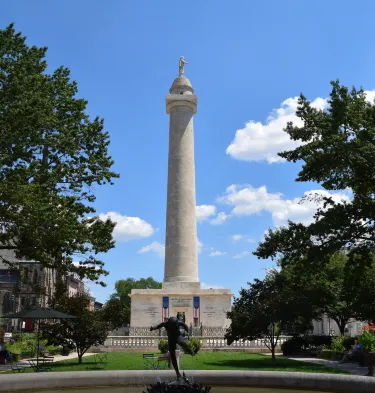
[109,277,162,325]
[43,293,110,364]
[281,252,361,335]
[101,297,128,330]
[225,272,312,366]
[0,24,119,284]
[254,81,375,266]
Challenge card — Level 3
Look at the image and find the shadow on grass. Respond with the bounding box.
[202,358,346,374]
[47,361,107,371]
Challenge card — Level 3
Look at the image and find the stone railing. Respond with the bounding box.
[104,335,291,349]
[109,326,229,337]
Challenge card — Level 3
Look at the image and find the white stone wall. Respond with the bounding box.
[200,295,232,327]
[131,295,163,327]
[130,291,232,328]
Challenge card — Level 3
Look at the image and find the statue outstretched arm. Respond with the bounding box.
[150,322,166,331]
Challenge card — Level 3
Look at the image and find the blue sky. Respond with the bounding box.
[2,1,375,302]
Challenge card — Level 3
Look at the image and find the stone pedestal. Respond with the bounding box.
[130,287,232,328]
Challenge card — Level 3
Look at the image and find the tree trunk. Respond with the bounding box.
[77,350,83,364]
[339,320,347,336]
[271,345,276,367]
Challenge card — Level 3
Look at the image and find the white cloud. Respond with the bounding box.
[139,239,202,258]
[196,205,216,222]
[230,234,255,243]
[98,212,155,242]
[365,90,375,103]
[197,239,203,254]
[219,185,351,227]
[226,96,327,163]
[231,234,245,242]
[226,90,375,164]
[209,250,227,257]
[233,251,251,259]
[201,282,224,289]
[210,212,229,225]
[138,241,165,258]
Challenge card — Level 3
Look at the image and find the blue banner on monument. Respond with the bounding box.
[193,296,200,309]
[162,296,169,309]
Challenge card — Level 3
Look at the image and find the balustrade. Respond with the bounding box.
[104,335,291,349]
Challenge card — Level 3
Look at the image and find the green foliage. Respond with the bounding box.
[281,337,305,355]
[184,338,202,355]
[157,338,201,355]
[6,333,48,357]
[226,271,312,366]
[158,339,168,354]
[42,293,111,363]
[266,251,371,334]
[101,297,129,330]
[281,335,334,356]
[0,24,119,284]
[358,331,375,352]
[254,81,375,268]
[4,341,22,355]
[109,277,162,325]
[330,336,345,353]
[342,336,356,350]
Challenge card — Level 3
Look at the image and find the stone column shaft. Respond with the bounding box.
[164,79,199,287]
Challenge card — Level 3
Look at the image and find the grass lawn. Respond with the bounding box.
[11,352,347,374]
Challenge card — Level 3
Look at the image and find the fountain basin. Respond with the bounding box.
[0,370,374,393]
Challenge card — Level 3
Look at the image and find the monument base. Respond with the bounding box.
[130,285,232,328]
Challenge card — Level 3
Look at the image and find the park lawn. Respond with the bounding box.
[12,352,347,374]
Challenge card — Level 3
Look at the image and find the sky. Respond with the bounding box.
[2,0,375,303]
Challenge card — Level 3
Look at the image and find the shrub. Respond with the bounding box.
[158,339,168,354]
[184,338,202,355]
[358,331,375,352]
[330,336,345,353]
[281,335,335,356]
[158,338,202,355]
[342,336,355,350]
[4,342,22,355]
[281,337,304,355]
[10,333,47,357]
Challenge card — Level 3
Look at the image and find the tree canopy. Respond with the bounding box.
[0,24,119,285]
[109,277,162,325]
[225,271,313,365]
[43,293,111,363]
[280,252,371,335]
[254,81,375,267]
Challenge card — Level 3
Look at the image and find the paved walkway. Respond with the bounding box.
[263,352,369,375]
[282,355,368,375]
[0,352,95,373]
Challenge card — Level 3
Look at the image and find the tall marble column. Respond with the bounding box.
[163,69,200,289]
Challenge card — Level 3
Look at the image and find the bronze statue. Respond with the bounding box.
[150,314,196,380]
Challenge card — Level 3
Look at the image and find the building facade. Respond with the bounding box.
[0,249,96,331]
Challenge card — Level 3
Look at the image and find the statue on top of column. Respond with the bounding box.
[179,56,187,77]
